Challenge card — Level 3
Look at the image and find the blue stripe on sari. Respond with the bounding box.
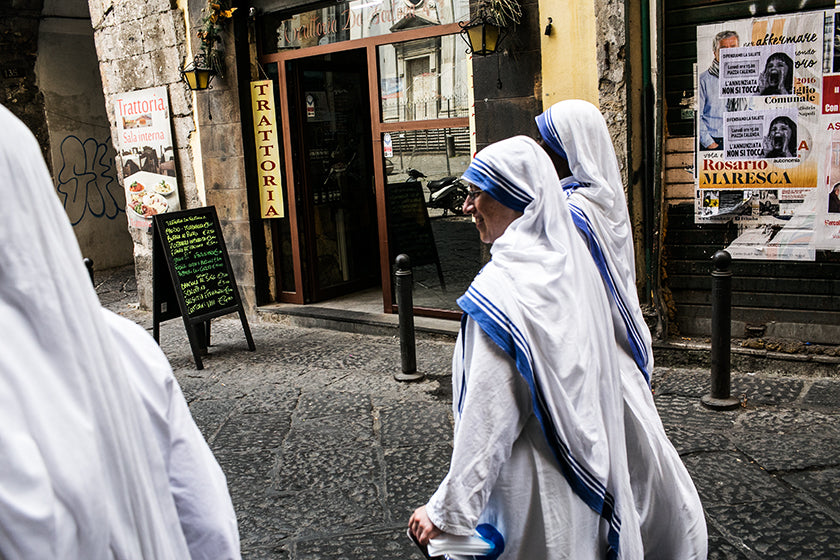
[457,288,623,558]
[568,204,651,385]
[462,159,532,212]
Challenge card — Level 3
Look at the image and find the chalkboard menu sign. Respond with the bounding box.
[153,207,255,369]
[385,181,445,289]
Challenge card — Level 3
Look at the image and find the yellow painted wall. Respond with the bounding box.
[539,0,599,107]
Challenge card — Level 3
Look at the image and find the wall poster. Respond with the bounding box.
[695,10,840,260]
[115,86,182,229]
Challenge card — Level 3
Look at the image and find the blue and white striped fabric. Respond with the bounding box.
[536,100,654,384]
[457,136,643,559]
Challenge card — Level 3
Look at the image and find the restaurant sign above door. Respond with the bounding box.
[261,0,469,53]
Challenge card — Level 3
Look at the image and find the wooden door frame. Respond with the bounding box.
[260,23,468,316]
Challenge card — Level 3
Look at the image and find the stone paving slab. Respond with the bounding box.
[782,467,840,515]
[655,368,805,405]
[384,444,454,524]
[294,527,417,560]
[705,497,840,558]
[682,451,793,507]
[802,378,840,406]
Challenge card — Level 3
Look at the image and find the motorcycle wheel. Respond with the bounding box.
[449,191,467,215]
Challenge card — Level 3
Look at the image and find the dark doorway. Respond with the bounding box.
[287,49,380,302]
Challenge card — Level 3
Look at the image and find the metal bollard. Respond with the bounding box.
[701,250,740,410]
[394,254,424,382]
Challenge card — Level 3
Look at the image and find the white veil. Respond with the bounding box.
[0,105,191,559]
[536,100,654,381]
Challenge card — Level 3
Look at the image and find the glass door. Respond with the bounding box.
[287,49,380,302]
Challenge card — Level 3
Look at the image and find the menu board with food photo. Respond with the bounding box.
[115,86,182,229]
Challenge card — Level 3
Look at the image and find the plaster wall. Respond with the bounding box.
[538,0,629,184]
[539,0,599,105]
[37,14,133,269]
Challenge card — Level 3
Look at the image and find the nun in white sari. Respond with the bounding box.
[410,136,647,559]
[536,99,707,558]
[0,104,240,559]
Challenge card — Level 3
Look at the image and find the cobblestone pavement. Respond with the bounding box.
[96,265,840,559]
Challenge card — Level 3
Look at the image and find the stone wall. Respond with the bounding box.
[88,0,255,312]
[1,1,50,164]
[595,0,629,185]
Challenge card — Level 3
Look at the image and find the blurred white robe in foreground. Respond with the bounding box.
[0,104,239,559]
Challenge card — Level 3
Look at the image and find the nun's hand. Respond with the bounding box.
[409,505,442,545]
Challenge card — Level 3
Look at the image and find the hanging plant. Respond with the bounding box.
[487,0,522,28]
[196,1,237,78]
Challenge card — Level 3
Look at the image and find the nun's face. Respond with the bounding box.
[463,185,523,244]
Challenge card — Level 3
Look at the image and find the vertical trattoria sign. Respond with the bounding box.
[250,80,284,218]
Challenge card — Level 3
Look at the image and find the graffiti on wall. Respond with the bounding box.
[55,135,124,226]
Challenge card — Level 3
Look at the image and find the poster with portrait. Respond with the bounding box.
[813,11,840,249]
[695,11,826,260]
[115,86,181,229]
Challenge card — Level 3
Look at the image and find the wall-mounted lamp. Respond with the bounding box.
[544,17,553,37]
[180,53,216,91]
[459,2,507,56]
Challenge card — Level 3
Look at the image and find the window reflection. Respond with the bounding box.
[261,0,469,54]
[379,35,470,122]
[384,127,482,311]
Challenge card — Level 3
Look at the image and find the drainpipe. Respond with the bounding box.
[640,0,667,337]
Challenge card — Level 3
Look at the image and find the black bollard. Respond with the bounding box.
[701,250,740,410]
[83,258,95,287]
[394,254,424,382]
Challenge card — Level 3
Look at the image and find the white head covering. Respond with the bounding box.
[458,136,642,558]
[0,105,191,559]
[536,100,654,382]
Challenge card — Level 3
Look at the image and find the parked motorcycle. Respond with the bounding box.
[406,168,468,216]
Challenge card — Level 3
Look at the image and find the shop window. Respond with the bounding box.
[382,126,481,311]
[378,34,469,122]
[260,0,469,55]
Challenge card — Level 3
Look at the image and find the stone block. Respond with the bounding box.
[204,155,246,191]
[113,1,146,24]
[117,54,154,90]
[207,184,250,221]
[228,250,257,289]
[282,410,374,454]
[705,497,840,559]
[142,10,178,50]
[201,122,245,158]
[384,444,452,523]
[203,87,243,125]
[218,221,254,253]
[171,115,196,148]
[296,528,416,560]
[98,60,122,94]
[167,82,192,117]
[93,28,117,62]
[115,22,144,58]
[150,46,182,84]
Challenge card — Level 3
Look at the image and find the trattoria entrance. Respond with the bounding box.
[286,49,380,302]
[255,0,480,317]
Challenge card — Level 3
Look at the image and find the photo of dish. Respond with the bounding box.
[154,179,175,196]
[128,191,168,218]
[124,171,181,227]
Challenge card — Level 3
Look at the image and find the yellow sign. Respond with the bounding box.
[250,80,284,218]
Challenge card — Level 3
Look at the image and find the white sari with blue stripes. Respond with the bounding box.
[538,101,707,558]
[426,137,644,559]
